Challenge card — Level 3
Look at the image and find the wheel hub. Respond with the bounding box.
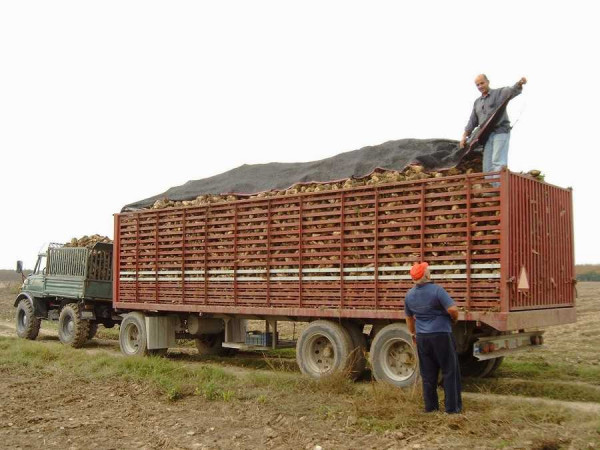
[306,335,335,374]
[18,311,27,329]
[382,338,417,382]
[125,324,140,353]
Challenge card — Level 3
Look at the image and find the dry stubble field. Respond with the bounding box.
[0,281,599,450]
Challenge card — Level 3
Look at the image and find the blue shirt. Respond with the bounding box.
[404,282,455,334]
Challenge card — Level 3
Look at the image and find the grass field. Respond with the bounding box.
[0,282,599,449]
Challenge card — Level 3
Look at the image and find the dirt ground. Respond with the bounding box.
[1,282,599,449]
[1,373,401,450]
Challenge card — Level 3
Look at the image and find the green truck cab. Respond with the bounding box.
[14,242,117,347]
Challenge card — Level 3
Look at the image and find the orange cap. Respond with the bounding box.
[410,262,429,281]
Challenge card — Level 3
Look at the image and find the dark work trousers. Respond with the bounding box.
[416,332,462,413]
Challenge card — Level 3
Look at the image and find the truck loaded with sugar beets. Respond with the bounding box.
[14,165,576,388]
[14,240,116,347]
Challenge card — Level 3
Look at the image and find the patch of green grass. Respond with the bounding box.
[0,336,235,402]
[263,347,296,358]
[246,371,298,390]
[170,351,298,372]
[301,372,357,396]
[261,353,298,372]
[464,377,600,403]
[96,326,120,340]
[497,359,600,385]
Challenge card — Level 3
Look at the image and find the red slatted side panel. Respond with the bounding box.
[116,172,505,312]
[507,173,575,310]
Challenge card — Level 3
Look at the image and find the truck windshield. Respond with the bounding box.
[34,255,47,275]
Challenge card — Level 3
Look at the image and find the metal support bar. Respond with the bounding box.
[204,206,209,305]
[181,208,186,304]
[233,204,238,306]
[155,212,159,303]
[374,188,379,308]
[339,191,345,309]
[266,199,272,307]
[465,176,472,312]
[298,196,304,308]
[135,213,140,302]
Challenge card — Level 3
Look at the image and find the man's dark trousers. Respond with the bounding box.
[416,332,462,413]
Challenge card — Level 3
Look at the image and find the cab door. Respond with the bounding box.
[24,254,47,296]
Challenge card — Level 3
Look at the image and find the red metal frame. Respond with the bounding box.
[113,170,575,331]
[112,213,120,305]
[504,172,575,311]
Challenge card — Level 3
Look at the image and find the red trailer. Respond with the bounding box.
[113,168,575,387]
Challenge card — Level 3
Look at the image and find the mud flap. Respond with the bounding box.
[145,316,177,350]
[33,298,48,319]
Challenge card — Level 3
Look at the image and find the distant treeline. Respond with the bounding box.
[577,272,600,281]
[575,264,600,281]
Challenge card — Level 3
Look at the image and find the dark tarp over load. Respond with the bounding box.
[123,138,476,211]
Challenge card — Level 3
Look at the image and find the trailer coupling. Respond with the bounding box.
[474,331,545,361]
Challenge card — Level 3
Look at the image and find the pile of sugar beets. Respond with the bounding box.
[114,158,542,279]
[147,159,543,210]
[64,234,112,248]
[69,161,543,281]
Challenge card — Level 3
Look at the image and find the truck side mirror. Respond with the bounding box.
[16,260,23,274]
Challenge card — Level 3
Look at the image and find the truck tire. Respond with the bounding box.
[16,299,41,340]
[195,332,232,356]
[370,323,419,388]
[458,351,496,378]
[58,303,90,348]
[296,320,353,379]
[87,322,99,340]
[486,356,504,377]
[342,321,367,378]
[119,312,149,356]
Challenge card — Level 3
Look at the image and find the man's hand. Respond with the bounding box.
[447,305,459,324]
[518,77,527,87]
[459,137,467,149]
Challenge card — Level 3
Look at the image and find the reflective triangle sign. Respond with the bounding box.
[518,266,530,290]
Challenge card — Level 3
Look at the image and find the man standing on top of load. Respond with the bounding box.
[405,262,462,414]
[459,75,527,173]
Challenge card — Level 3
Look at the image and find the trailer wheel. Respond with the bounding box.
[370,323,419,388]
[458,351,496,378]
[296,320,353,379]
[58,303,90,348]
[87,322,99,340]
[195,332,232,356]
[16,299,41,340]
[119,312,149,356]
[485,357,504,377]
[342,321,367,378]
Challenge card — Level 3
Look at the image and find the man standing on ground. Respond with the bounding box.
[405,262,462,414]
[459,74,527,172]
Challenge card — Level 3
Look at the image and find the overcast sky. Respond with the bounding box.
[1,0,598,269]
